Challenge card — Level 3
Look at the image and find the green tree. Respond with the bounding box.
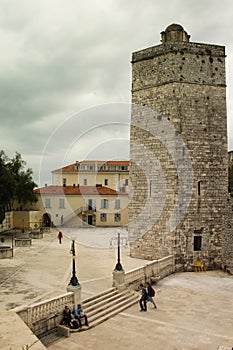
[7,152,38,208]
[0,151,16,221]
[0,151,37,223]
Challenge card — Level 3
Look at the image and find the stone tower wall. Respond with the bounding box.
[129,26,232,271]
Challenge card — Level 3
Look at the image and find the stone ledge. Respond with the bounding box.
[57,325,70,337]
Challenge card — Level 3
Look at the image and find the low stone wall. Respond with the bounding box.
[113,255,174,289]
[15,238,32,246]
[0,246,13,258]
[14,292,74,337]
[30,230,43,239]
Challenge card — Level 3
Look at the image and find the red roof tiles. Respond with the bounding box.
[34,185,128,196]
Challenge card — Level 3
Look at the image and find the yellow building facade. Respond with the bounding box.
[33,160,130,228]
[34,185,129,228]
[52,160,129,192]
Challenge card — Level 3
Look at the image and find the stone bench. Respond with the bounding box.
[30,231,43,239]
[15,238,32,247]
[0,246,13,258]
[57,323,89,337]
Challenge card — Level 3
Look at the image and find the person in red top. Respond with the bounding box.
[57,231,63,244]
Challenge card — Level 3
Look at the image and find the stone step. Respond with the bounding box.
[88,294,138,329]
[87,291,138,325]
[83,289,129,313]
[82,287,118,307]
[86,290,136,318]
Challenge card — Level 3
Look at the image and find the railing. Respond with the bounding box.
[14,292,74,336]
[115,255,174,289]
[14,255,174,336]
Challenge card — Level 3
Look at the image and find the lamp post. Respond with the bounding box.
[69,239,79,286]
[114,231,124,271]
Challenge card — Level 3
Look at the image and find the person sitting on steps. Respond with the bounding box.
[61,305,79,329]
[74,303,89,328]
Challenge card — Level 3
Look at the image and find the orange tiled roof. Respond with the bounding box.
[34,185,128,196]
[52,160,129,173]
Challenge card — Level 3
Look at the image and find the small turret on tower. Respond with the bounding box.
[160,23,190,43]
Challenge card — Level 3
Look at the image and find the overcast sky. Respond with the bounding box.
[1,0,233,186]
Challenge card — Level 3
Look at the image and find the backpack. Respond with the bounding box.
[151,286,155,297]
[70,319,79,329]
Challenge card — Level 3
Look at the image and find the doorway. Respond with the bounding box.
[88,215,93,225]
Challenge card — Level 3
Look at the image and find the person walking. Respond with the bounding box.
[57,231,63,244]
[139,283,148,312]
[146,282,157,309]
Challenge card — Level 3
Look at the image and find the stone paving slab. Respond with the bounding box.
[47,271,233,350]
[0,227,148,311]
[0,227,233,349]
[0,311,46,350]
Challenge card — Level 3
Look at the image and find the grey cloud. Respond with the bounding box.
[0,0,233,183]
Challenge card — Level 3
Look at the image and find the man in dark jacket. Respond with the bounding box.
[139,283,148,311]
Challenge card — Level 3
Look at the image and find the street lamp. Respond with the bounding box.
[114,230,124,271]
[69,239,79,286]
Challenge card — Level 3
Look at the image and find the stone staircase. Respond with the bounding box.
[82,287,139,329]
[42,287,139,345]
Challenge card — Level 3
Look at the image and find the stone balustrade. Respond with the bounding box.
[114,255,174,289]
[15,256,174,337]
[14,292,74,336]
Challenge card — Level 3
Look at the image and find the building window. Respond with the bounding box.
[115,199,121,209]
[59,198,65,209]
[198,181,201,196]
[108,166,116,171]
[98,164,106,170]
[114,213,121,222]
[104,179,108,186]
[119,166,128,171]
[101,199,108,209]
[100,213,107,222]
[124,179,129,186]
[62,178,67,186]
[45,198,51,208]
[83,178,87,186]
[87,165,94,170]
[194,236,202,251]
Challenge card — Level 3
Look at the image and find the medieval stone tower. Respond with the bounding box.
[129,23,233,272]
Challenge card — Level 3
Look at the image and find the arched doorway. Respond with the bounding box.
[42,213,51,227]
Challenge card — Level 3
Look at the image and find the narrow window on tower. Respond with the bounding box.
[198,181,201,196]
[194,236,202,251]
